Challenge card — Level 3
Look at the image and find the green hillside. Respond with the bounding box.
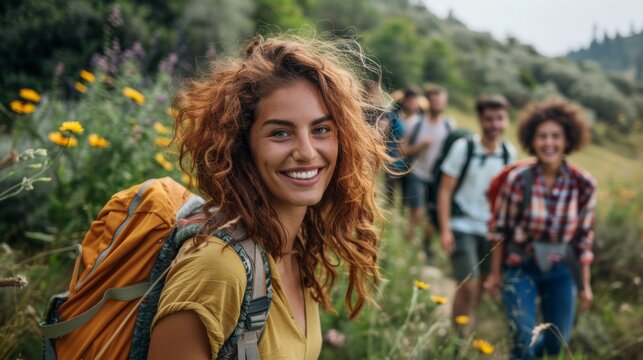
[3,0,643,134]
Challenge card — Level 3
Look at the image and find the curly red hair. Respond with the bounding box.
[173,35,387,318]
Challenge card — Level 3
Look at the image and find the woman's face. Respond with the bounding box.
[249,79,338,215]
[533,120,566,167]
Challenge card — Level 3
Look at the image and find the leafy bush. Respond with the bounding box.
[0,51,185,250]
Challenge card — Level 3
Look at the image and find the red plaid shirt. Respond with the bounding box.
[488,161,597,265]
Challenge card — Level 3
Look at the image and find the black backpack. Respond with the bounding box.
[428,133,509,227]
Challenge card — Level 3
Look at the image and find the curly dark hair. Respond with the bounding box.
[517,98,591,155]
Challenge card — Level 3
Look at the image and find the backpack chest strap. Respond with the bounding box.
[235,239,270,359]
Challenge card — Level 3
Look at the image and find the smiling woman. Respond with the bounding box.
[487,98,596,359]
[147,35,390,360]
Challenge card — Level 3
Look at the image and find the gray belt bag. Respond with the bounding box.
[532,240,584,291]
[532,241,568,273]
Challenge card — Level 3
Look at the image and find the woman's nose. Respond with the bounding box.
[292,134,316,162]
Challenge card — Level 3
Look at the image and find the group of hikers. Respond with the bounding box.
[378,83,596,358]
[40,35,596,360]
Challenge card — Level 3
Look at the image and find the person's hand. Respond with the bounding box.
[579,285,593,313]
[484,272,502,299]
[440,230,454,255]
[418,138,432,150]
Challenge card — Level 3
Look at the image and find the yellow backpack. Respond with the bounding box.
[40,177,271,360]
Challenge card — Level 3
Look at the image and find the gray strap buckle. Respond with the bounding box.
[237,330,261,360]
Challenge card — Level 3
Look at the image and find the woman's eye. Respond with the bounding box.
[313,126,330,135]
[271,130,289,138]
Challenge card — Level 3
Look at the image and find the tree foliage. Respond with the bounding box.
[364,17,424,90]
[1,0,642,129]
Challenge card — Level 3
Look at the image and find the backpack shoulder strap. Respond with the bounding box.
[453,136,475,195]
[215,230,272,360]
[235,239,270,360]
[501,141,510,165]
[518,166,534,224]
[408,117,424,146]
[444,117,453,132]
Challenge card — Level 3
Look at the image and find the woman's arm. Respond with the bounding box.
[579,264,593,312]
[484,240,504,299]
[575,172,597,312]
[148,238,248,359]
[149,311,210,360]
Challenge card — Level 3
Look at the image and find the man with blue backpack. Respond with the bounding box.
[401,84,455,259]
[435,95,516,329]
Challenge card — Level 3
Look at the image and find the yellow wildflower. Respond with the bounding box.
[455,315,470,325]
[80,70,96,83]
[88,134,110,148]
[48,132,78,148]
[154,137,172,148]
[155,153,173,170]
[430,295,447,305]
[414,280,430,290]
[59,121,84,134]
[19,88,41,102]
[22,103,36,114]
[123,87,145,105]
[75,82,87,93]
[472,339,494,355]
[11,100,36,114]
[154,122,171,134]
[10,100,25,113]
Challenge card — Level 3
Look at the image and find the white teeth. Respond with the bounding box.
[285,169,318,179]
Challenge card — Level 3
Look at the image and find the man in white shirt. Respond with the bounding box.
[402,85,454,257]
[437,95,515,329]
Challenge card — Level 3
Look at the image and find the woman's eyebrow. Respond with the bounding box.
[262,115,333,127]
[311,115,333,125]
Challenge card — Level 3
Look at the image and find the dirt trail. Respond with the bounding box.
[420,265,457,318]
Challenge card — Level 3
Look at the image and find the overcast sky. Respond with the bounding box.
[422,0,643,57]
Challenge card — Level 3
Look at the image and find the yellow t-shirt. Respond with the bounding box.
[152,236,322,360]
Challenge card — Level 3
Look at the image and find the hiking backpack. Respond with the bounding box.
[428,132,509,227]
[486,158,537,214]
[39,177,272,360]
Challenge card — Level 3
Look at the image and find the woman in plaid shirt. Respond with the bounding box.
[486,98,597,359]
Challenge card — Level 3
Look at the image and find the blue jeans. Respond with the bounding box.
[502,260,577,359]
